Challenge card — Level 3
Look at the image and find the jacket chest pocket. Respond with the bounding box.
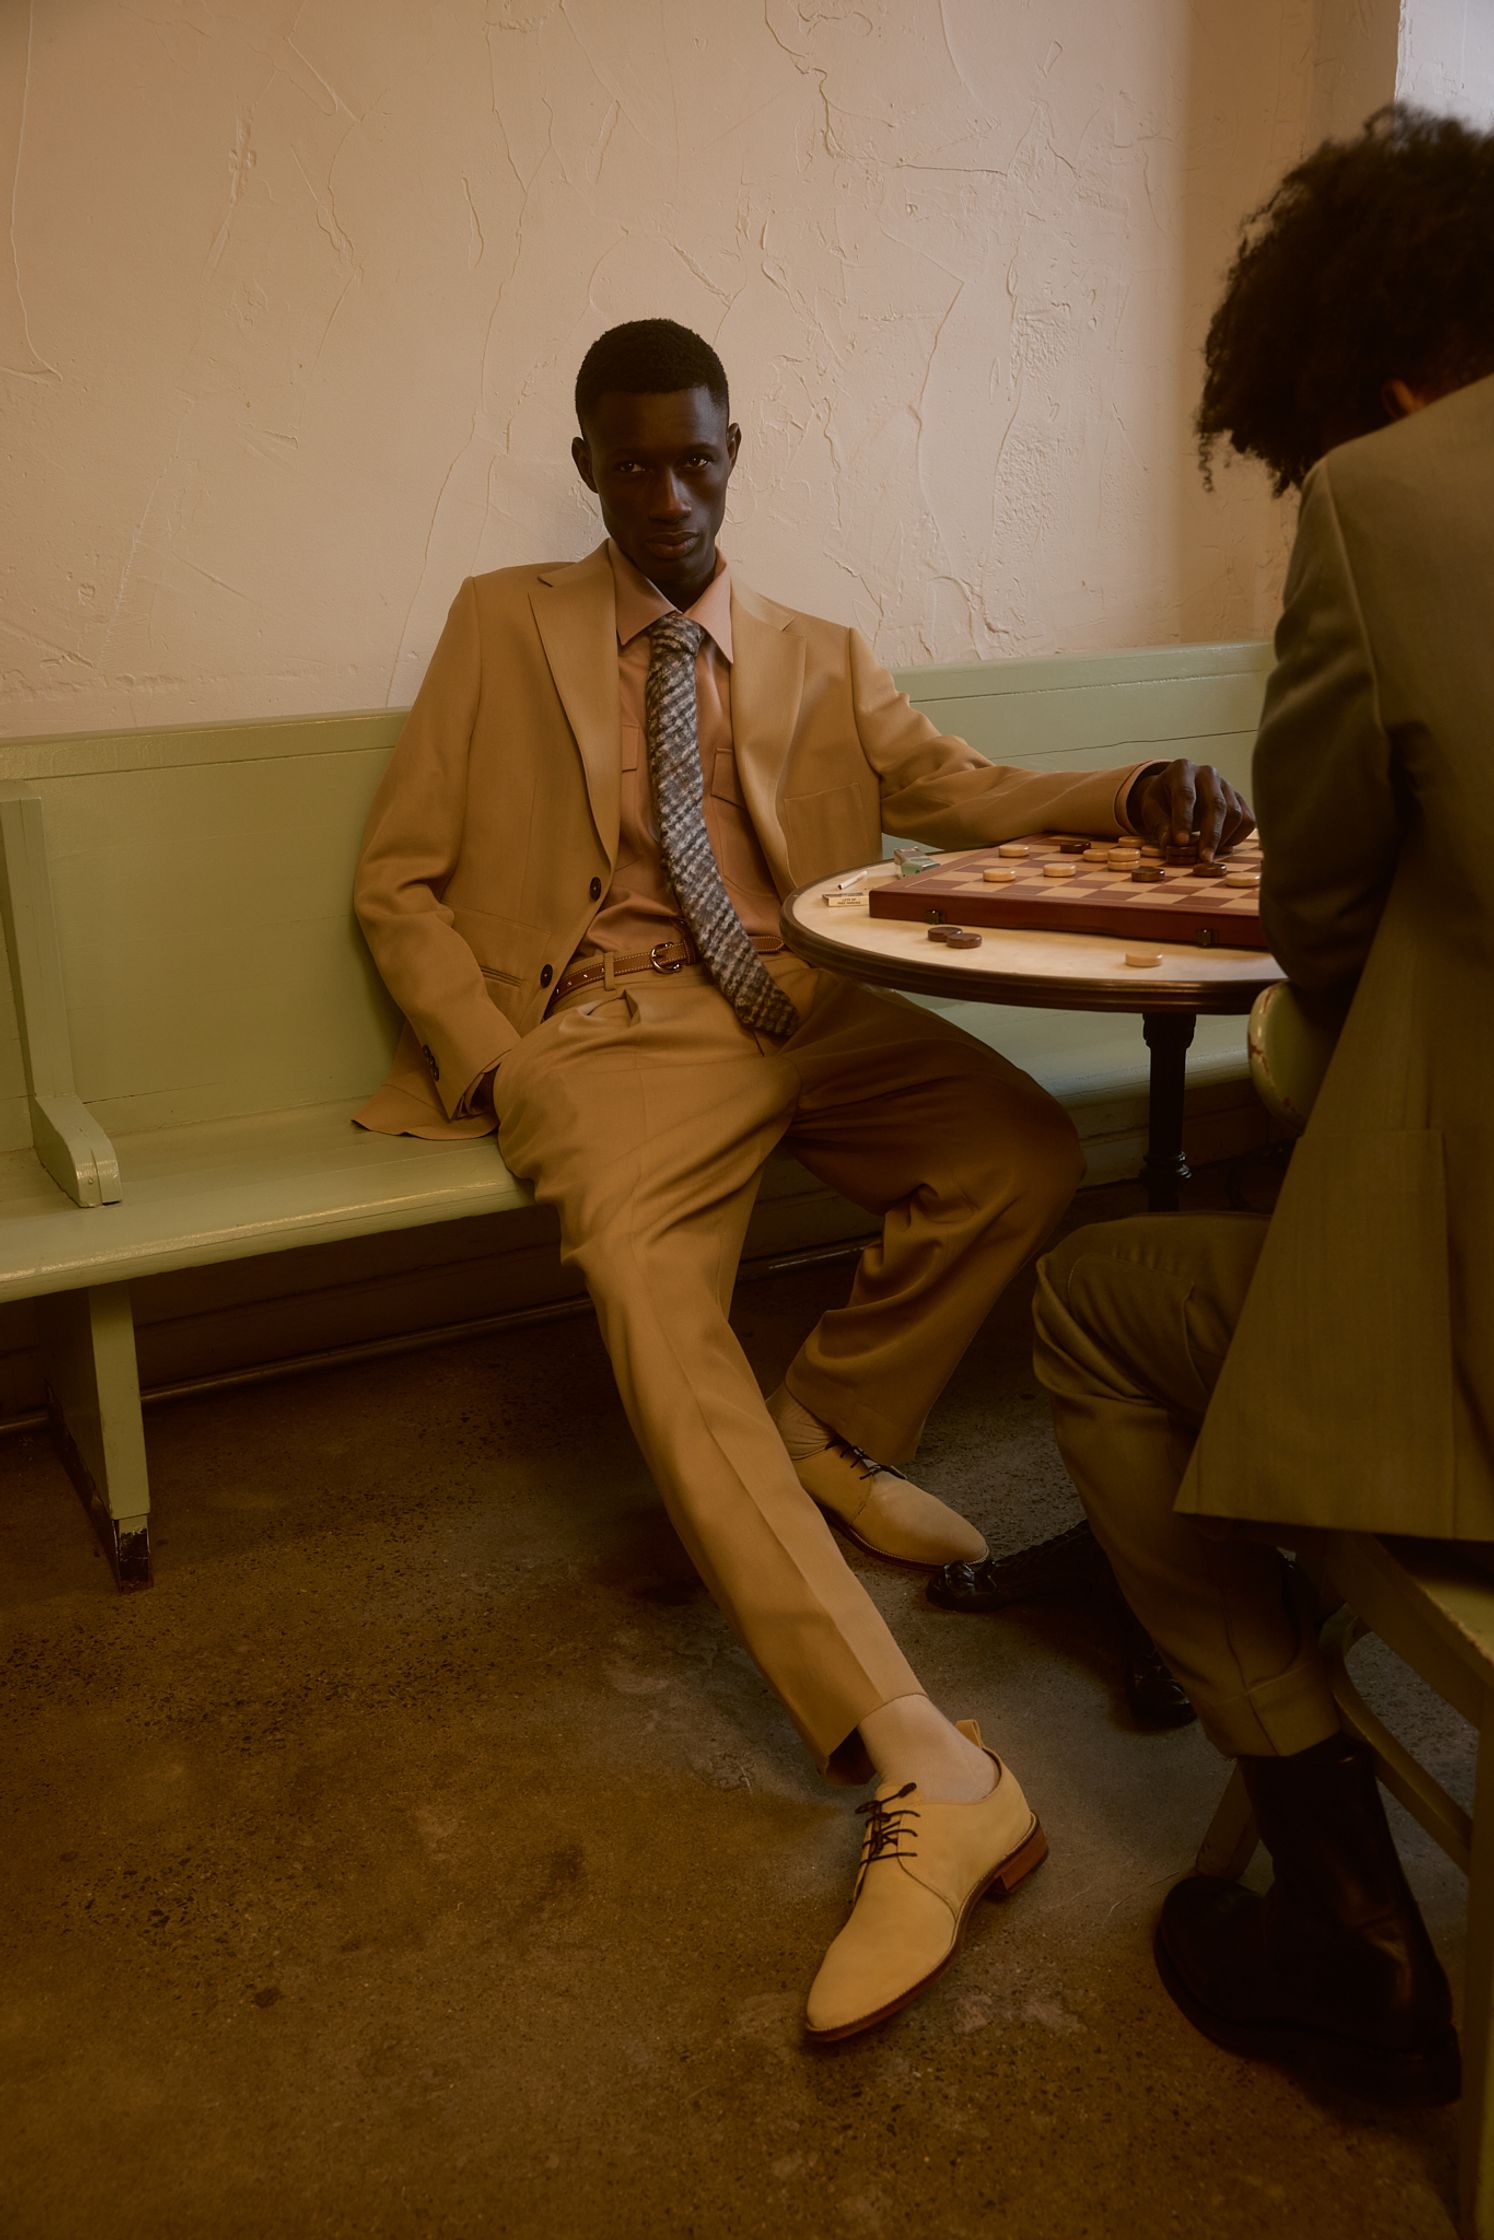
[780,778,881,886]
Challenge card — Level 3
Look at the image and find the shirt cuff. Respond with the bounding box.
[456,1062,499,1119]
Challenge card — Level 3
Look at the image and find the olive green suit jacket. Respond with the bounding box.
[1180,374,1494,1540]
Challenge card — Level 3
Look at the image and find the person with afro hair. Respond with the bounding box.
[1023,104,1494,2110]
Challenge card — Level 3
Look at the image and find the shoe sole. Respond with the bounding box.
[1153,1921,1462,2105]
[804,1816,1049,2044]
[815,1501,989,1574]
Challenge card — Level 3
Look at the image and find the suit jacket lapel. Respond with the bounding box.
[730,581,804,889]
[531,544,620,865]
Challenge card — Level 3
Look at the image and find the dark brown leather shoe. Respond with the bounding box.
[927,1523,1108,1610]
[1156,1734,1460,2104]
[929,1528,1198,1731]
[1122,1627,1196,1729]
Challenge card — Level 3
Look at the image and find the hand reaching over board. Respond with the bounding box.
[1126,759,1255,860]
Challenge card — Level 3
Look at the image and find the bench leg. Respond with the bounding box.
[37,1284,152,1589]
[1462,1707,1494,2239]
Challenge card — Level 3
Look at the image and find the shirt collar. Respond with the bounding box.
[607,539,733,663]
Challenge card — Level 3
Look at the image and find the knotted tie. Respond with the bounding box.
[644,614,799,1039]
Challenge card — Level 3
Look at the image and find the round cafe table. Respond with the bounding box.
[780,859,1284,1212]
[781,856,1285,1722]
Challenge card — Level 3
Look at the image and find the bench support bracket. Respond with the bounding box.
[38,1284,152,1589]
[0,786,124,1207]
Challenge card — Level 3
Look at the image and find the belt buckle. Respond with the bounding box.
[649,941,688,974]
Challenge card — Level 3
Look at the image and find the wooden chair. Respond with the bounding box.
[1196,1532,1494,2238]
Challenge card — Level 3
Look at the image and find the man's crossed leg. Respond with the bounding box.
[493,953,1083,2032]
[1034,1214,1459,2105]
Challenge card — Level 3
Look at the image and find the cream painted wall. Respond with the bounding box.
[1399,0,1494,119]
[3,0,1389,737]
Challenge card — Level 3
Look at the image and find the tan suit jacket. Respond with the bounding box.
[354,543,1144,1138]
[1179,374,1494,1540]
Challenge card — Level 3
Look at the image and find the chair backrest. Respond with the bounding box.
[0,640,1272,1152]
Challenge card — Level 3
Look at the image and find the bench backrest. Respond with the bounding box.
[0,640,1272,1154]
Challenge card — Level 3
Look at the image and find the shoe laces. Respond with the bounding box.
[852,1781,920,1898]
[827,1434,906,1485]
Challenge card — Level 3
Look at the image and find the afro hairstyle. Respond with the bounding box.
[1197,104,1494,493]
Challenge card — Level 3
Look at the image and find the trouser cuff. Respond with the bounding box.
[782,1363,920,1467]
[1189,1634,1342,1759]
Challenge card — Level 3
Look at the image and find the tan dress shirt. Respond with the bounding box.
[584,540,779,957]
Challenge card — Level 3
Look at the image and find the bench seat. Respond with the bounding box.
[0,1005,1252,1308]
[0,1102,529,1305]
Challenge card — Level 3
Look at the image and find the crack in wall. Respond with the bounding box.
[4,0,60,382]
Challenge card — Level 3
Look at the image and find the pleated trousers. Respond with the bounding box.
[1033,1214,1342,1758]
[493,954,1084,1772]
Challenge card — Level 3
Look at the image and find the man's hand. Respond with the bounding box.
[1126,760,1255,860]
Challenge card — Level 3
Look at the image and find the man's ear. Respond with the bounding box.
[726,422,741,472]
[572,434,597,492]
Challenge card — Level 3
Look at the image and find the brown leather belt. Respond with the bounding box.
[553,932,784,1004]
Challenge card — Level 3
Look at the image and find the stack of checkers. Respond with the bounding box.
[866,833,1267,951]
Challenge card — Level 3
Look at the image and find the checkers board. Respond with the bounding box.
[867,834,1267,951]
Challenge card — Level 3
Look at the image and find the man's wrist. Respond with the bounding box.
[1122,763,1164,834]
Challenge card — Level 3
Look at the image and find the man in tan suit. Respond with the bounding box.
[1033,107,1494,2106]
[355,317,1248,2037]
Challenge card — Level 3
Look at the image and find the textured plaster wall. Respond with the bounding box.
[1398,0,1494,119]
[1307,0,1401,143]
[3,0,1380,737]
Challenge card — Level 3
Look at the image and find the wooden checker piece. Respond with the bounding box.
[868,833,1267,950]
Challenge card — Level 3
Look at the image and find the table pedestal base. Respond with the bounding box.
[1141,1009,1198,1213]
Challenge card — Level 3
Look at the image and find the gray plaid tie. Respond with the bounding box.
[645,614,799,1039]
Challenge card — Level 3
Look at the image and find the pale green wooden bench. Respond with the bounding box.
[0,639,1272,1586]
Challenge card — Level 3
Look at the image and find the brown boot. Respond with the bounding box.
[1156,1734,1459,2104]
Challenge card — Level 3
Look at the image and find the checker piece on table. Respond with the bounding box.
[867,833,1266,951]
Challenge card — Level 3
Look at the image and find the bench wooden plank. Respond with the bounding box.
[0,1103,529,1303]
[0,1008,1253,1305]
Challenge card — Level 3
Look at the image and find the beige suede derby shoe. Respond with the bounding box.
[773,1414,988,1567]
[805,1721,1047,2042]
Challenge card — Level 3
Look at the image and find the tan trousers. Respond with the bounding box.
[493,955,1084,1773]
[1032,1214,1341,1758]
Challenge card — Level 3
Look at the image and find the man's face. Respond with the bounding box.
[572,386,740,608]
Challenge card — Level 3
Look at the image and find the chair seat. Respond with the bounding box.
[1308,1533,1494,1729]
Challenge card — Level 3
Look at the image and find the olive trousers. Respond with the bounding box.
[1033,1213,1342,1757]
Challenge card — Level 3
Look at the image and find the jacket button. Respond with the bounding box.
[539,964,553,987]
[588,876,602,901]
[421,1043,440,1082]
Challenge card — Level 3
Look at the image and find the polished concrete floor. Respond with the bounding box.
[0,1178,1471,2239]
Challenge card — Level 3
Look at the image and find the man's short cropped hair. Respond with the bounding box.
[574,319,729,430]
[1197,104,1494,493]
